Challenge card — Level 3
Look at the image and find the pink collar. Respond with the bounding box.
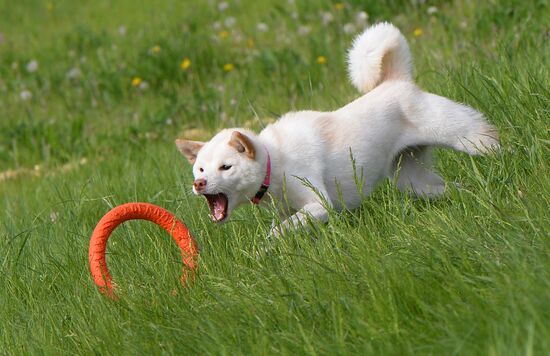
[251,148,271,205]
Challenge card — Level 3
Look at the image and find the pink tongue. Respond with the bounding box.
[213,199,225,220]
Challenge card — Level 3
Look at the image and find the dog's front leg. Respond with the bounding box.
[268,202,329,239]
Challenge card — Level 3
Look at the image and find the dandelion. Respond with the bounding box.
[298,25,311,36]
[180,58,191,70]
[321,12,333,26]
[218,1,229,11]
[343,23,356,34]
[427,6,438,15]
[257,22,269,32]
[212,21,222,30]
[334,3,345,10]
[26,59,39,73]
[131,77,142,87]
[413,28,423,37]
[20,90,32,101]
[223,63,234,72]
[139,81,149,91]
[355,11,368,27]
[218,30,229,39]
[316,55,327,65]
[224,17,236,27]
[150,45,161,54]
[66,67,81,79]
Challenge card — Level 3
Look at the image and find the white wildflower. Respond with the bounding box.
[233,31,244,43]
[20,90,32,101]
[138,81,149,91]
[11,62,18,71]
[212,21,222,30]
[50,211,59,223]
[291,12,298,20]
[427,6,438,15]
[26,59,39,73]
[355,11,368,27]
[66,67,81,79]
[343,23,356,34]
[218,1,229,11]
[298,25,311,36]
[230,98,237,106]
[321,12,333,26]
[165,117,173,125]
[224,17,236,27]
[118,25,127,36]
[257,22,269,32]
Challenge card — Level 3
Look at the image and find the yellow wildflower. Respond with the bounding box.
[247,38,255,48]
[334,3,344,10]
[219,30,229,39]
[316,55,327,65]
[131,77,142,86]
[180,58,191,70]
[150,45,161,54]
[46,3,53,11]
[413,28,423,37]
[223,63,234,72]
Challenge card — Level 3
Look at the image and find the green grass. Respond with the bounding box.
[1,0,549,354]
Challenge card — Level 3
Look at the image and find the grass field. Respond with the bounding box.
[1,0,549,354]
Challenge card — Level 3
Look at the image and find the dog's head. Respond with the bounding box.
[176,129,266,223]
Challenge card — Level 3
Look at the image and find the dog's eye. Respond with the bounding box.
[199,167,204,172]
[219,164,232,171]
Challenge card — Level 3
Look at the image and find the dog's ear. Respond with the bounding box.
[228,131,256,159]
[175,139,204,164]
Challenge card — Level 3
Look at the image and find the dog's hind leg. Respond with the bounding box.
[393,146,446,197]
[410,93,500,155]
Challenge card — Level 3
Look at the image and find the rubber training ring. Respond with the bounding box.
[88,202,198,298]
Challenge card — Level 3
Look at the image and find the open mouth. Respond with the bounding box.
[203,193,228,222]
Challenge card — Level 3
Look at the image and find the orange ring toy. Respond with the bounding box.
[88,202,198,298]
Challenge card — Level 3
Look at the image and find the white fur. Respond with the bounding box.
[347,22,413,93]
[180,23,499,237]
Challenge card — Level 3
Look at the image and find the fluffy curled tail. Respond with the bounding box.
[347,22,413,94]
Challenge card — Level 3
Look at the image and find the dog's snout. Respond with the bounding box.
[193,178,207,192]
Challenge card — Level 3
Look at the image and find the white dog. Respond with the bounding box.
[176,22,499,236]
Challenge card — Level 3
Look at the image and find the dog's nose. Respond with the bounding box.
[193,178,207,192]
